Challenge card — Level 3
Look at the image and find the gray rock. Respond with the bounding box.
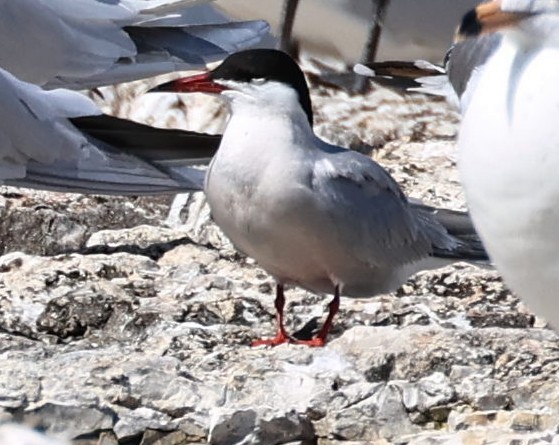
[139,429,201,445]
[0,424,69,445]
[114,407,173,440]
[24,404,115,438]
[400,372,455,413]
[0,189,172,256]
[97,431,119,445]
[208,408,314,445]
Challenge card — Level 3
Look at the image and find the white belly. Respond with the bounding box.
[205,136,419,297]
[458,39,559,327]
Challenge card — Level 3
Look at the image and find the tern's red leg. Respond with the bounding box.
[294,285,340,347]
[252,284,291,347]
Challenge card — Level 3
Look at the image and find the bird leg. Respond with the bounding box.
[294,285,340,347]
[279,0,300,56]
[252,284,341,347]
[252,284,291,347]
[354,0,392,92]
[365,0,391,63]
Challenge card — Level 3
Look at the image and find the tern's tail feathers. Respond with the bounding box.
[412,203,489,262]
[432,237,489,263]
[5,114,221,195]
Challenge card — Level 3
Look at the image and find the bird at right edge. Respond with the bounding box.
[456,0,559,329]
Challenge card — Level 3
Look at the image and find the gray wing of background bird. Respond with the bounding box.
[0,0,269,89]
[0,67,220,194]
[310,145,465,268]
[446,33,502,101]
[354,33,502,109]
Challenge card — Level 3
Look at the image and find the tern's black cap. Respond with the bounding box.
[210,49,314,126]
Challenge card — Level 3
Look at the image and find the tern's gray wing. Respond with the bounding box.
[312,146,459,267]
[0,0,269,89]
[0,67,219,194]
[59,21,270,90]
[446,33,502,101]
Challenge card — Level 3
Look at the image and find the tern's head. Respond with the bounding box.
[153,49,314,127]
[457,0,559,42]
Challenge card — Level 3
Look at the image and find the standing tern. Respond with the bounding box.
[0,66,220,194]
[0,0,269,90]
[152,49,488,346]
[454,0,559,329]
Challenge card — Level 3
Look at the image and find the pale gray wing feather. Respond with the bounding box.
[408,34,501,106]
[447,33,502,101]
[311,145,458,268]
[353,34,502,110]
[52,20,270,90]
[0,0,136,86]
[0,68,100,170]
[0,67,205,194]
[0,0,269,89]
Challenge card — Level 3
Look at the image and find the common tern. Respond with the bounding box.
[0,0,269,90]
[455,0,559,329]
[152,49,487,346]
[0,66,219,194]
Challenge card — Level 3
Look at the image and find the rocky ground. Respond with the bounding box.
[1,63,559,445]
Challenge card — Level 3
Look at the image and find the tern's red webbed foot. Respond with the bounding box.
[251,331,291,347]
[292,337,327,347]
[252,284,290,347]
[251,284,341,348]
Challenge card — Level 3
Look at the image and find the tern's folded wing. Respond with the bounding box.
[0,0,269,89]
[0,67,220,194]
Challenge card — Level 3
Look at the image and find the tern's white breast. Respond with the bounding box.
[458,36,559,325]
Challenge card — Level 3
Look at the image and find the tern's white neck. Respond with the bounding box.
[221,80,313,133]
[217,80,317,159]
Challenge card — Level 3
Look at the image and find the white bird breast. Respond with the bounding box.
[458,34,559,326]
